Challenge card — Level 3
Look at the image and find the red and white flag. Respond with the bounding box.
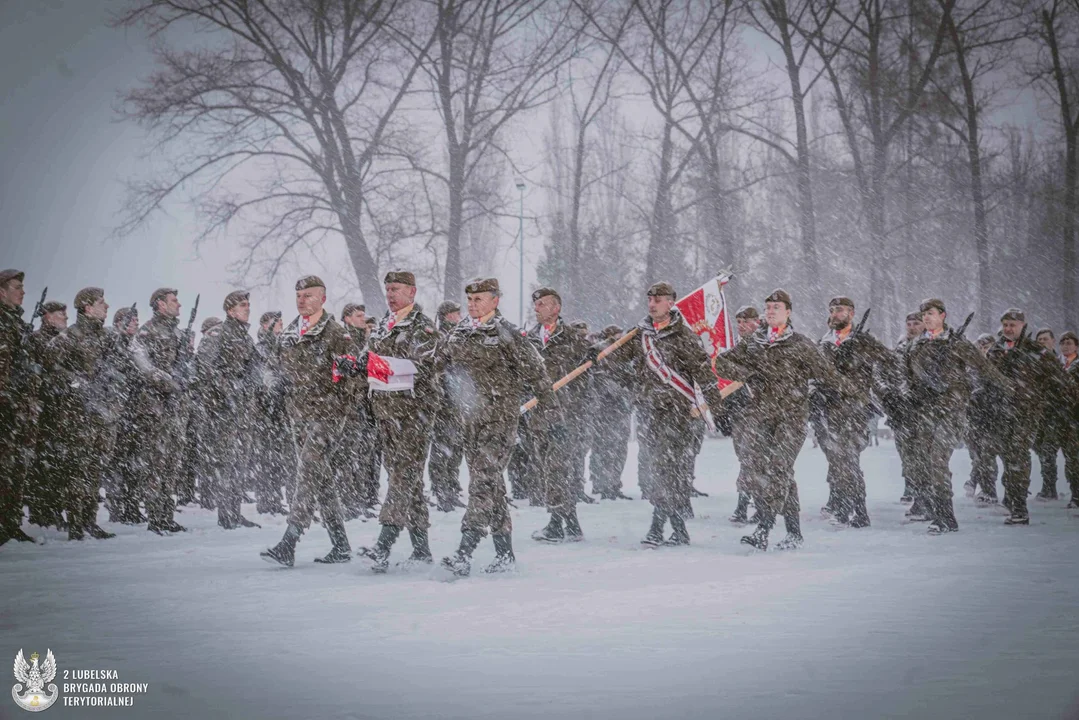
[675,271,736,391]
[367,352,417,392]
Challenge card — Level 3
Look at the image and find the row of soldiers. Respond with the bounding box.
[2,265,1077,569]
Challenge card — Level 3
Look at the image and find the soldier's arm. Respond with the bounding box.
[710,341,755,383]
[680,331,726,410]
[801,338,860,398]
[512,333,562,419]
[958,338,1011,393]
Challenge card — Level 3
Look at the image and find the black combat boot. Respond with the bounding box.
[900,482,913,503]
[562,507,584,542]
[441,528,483,577]
[775,510,802,550]
[1068,495,1079,509]
[87,523,116,540]
[905,496,931,521]
[927,495,959,535]
[485,533,516,573]
[640,509,666,547]
[260,524,302,567]
[849,499,871,528]
[741,513,773,551]
[577,489,597,504]
[532,513,564,543]
[821,484,838,518]
[664,515,690,546]
[407,528,433,564]
[358,524,400,572]
[729,492,750,523]
[314,518,353,564]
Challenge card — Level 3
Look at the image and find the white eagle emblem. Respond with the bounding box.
[12,649,58,712]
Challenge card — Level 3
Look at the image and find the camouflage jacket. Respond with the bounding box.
[0,302,34,412]
[279,311,357,424]
[711,323,854,424]
[130,312,189,416]
[46,314,125,425]
[525,317,592,414]
[253,330,288,419]
[368,305,439,426]
[904,326,1009,422]
[439,310,561,429]
[986,332,1069,430]
[816,329,905,429]
[198,316,256,422]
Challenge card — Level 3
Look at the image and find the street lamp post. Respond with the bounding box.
[515,178,526,327]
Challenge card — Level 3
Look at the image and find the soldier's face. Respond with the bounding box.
[444,311,461,325]
[85,296,109,321]
[1001,319,1024,341]
[827,304,854,330]
[466,292,498,319]
[125,317,139,336]
[534,295,560,326]
[343,311,366,328]
[1037,333,1055,351]
[647,294,675,322]
[764,301,790,328]
[977,339,992,355]
[0,279,25,308]
[921,308,944,332]
[736,317,759,338]
[158,293,181,318]
[906,318,924,338]
[1061,338,1078,356]
[296,287,325,317]
[385,282,416,313]
[229,300,251,324]
[44,310,67,329]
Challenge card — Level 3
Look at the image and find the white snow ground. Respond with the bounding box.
[3,437,1078,720]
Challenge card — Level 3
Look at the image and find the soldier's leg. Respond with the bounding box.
[0,409,32,541]
[894,430,917,502]
[1063,423,1079,506]
[820,439,850,521]
[379,418,431,533]
[764,418,808,529]
[1002,428,1035,523]
[924,429,958,533]
[1034,430,1059,499]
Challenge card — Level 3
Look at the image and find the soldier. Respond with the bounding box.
[1033,328,1065,500]
[985,310,1068,525]
[355,270,441,572]
[249,311,295,515]
[710,289,856,551]
[963,333,1004,507]
[727,305,760,523]
[812,296,904,528]
[0,269,38,545]
[199,291,260,529]
[439,278,562,577]
[588,325,633,501]
[336,302,378,519]
[600,282,727,547]
[527,287,591,544]
[106,305,145,524]
[129,287,191,535]
[893,312,924,505]
[45,287,120,540]
[1058,331,1079,508]
[903,299,1009,534]
[25,300,68,529]
[261,275,357,566]
[428,300,466,512]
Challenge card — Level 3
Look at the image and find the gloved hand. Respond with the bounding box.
[585,344,603,365]
[332,352,367,379]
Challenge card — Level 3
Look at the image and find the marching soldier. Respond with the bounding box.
[985,310,1069,524]
[893,311,924,506]
[710,289,856,551]
[45,287,120,540]
[1033,328,1065,500]
[600,282,726,547]
[527,287,591,544]
[179,315,226,509]
[106,305,145,524]
[355,271,441,572]
[130,287,191,535]
[1058,331,1079,507]
[337,302,379,519]
[727,305,760,523]
[261,275,357,566]
[249,311,295,515]
[588,325,633,501]
[812,296,904,528]
[428,300,465,512]
[439,278,562,577]
[26,300,68,529]
[903,299,1009,534]
[963,333,1004,507]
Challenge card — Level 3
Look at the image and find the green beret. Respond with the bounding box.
[295,275,325,291]
[919,298,946,314]
[905,312,923,322]
[74,287,104,311]
[259,311,281,326]
[1000,308,1025,323]
[531,287,561,304]
[150,287,178,308]
[828,296,855,309]
[735,305,759,320]
[646,281,676,299]
[765,288,792,309]
[1035,327,1054,340]
[223,290,249,312]
[384,270,416,286]
[465,277,500,295]
[1059,331,1078,344]
[437,300,461,318]
[201,317,223,333]
[41,301,66,314]
[341,303,366,319]
[113,307,138,327]
[0,269,25,287]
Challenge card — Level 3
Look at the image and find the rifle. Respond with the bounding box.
[186,294,200,333]
[172,294,200,394]
[953,311,975,341]
[835,308,870,363]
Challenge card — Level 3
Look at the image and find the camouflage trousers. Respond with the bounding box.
[203,417,249,528]
[729,415,753,495]
[637,406,695,520]
[993,424,1036,514]
[1034,420,1063,494]
[908,412,962,527]
[818,416,870,520]
[1,408,34,535]
[55,413,110,532]
[966,427,998,498]
[249,407,296,513]
[534,426,573,514]
[130,411,181,528]
[588,408,630,495]
[1063,422,1079,499]
[428,412,464,505]
[460,418,516,536]
[335,405,379,514]
[287,418,346,532]
[378,413,431,531]
[894,426,919,498]
[739,413,808,526]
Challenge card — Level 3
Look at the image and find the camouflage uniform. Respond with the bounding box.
[1061,352,1079,505]
[428,313,465,510]
[25,320,65,528]
[587,333,632,499]
[181,318,223,508]
[0,290,39,543]
[336,323,379,518]
[104,312,144,524]
[249,324,296,514]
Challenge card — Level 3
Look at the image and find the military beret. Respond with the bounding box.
[201,317,223,333]
[735,305,759,320]
[919,298,946,314]
[384,270,415,287]
[1059,331,1078,344]
[601,324,622,340]
[532,287,561,304]
[1000,308,1025,323]
[113,307,137,327]
[73,287,104,311]
[223,290,249,312]
[150,287,178,308]
[365,317,376,327]
[0,269,25,286]
[570,320,588,331]
[42,301,66,314]
[259,310,281,326]
[765,288,792,309]
[295,275,325,291]
[1035,327,1054,340]
[341,303,366,319]
[976,333,995,346]
[905,311,923,322]
[437,300,461,318]
[646,281,676,299]
[828,296,855,309]
[465,277,500,295]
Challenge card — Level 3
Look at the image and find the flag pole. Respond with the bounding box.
[520,327,639,414]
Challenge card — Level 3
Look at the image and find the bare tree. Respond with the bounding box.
[114,0,437,314]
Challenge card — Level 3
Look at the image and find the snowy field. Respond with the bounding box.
[3,436,1079,720]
